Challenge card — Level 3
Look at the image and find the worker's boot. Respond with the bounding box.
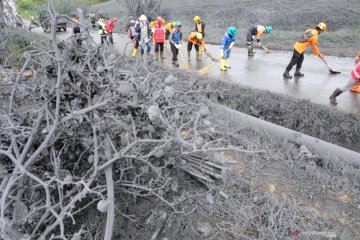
[187,51,191,62]
[220,59,227,71]
[196,52,202,61]
[248,46,254,57]
[132,48,137,57]
[329,88,343,105]
[155,52,159,61]
[224,59,231,68]
[283,70,292,79]
[174,60,179,67]
[294,68,305,77]
[160,51,166,59]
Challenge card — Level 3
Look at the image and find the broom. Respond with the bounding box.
[198,49,229,75]
[179,48,189,70]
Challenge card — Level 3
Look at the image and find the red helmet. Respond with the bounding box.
[157,16,163,22]
[113,17,118,22]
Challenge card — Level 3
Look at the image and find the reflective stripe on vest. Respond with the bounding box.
[352,65,360,80]
[298,29,315,43]
[154,25,165,42]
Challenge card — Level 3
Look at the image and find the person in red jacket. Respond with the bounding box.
[152,16,166,61]
[106,17,118,44]
[329,51,360,105]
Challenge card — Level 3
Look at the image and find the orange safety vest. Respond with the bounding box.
[293,29,320,56]
[188,32,205,48]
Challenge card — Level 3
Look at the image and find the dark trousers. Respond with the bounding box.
[155,42,164,53]
[108,32,114,44]
[286,49,304,71]
[187,42,199,52]
[100,35,107,45]
[170,43,179,61]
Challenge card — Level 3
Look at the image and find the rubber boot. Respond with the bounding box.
[248,46,254,56]
[160,51,166,59]
[175,60,179,67]
[199,46,203,55]
[155,52,159,61]
[132,48,137,57]
[224,59,231,68]
[196,52,202,61]
[294,68,305,77]
[220,59,227,71]
[187,51,191,62]
[283,70,292,79]
[164,40,167,48]
[329,88,343,105]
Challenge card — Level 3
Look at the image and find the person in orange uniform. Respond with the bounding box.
[165,21,176,47]
[194,16,205,54]
[283,22,327,79]
[187,31,206,61]
[329,51,360,105]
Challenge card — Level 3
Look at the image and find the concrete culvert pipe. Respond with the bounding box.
[210,103,360,167]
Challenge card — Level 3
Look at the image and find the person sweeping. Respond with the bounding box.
[246,25,272,56]
[187,31,206,61]
[220,27,237,71]
[283,22,327,79]
[169,22,183,66]
[329,51,360,105]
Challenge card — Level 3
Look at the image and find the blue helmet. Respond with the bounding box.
[228,26,237,37]
[266,26,272,33]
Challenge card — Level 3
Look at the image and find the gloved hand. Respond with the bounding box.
[258,42,262,46]
[176,44,181,49]
[229,42,235,49]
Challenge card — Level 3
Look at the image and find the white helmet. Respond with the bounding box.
[139,15,147,21]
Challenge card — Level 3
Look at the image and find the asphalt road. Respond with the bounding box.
[33,26,360,114]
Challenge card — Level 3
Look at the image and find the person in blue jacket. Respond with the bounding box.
[133,15,152,59]
[169,22,183,66]
[220,27,237,71]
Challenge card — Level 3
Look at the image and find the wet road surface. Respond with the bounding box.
[36,28,360,114]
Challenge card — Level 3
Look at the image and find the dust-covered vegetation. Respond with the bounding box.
[1,1,360,239]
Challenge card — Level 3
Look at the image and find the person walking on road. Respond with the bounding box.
[165,21,176,48]
[246,25,272,56]
[169,22,183,66]
[283,22,327,79]
[98,16,107,45]
[72,15,81,47]
[329,51,360,105]
[90,11,96,29]
[152,16,166,61]
[125,16,137,49]
[194,16,206,55]
[134,15,152,59]
[187,31,206,61]
[220,27,237,71]
[106,17,118,44]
